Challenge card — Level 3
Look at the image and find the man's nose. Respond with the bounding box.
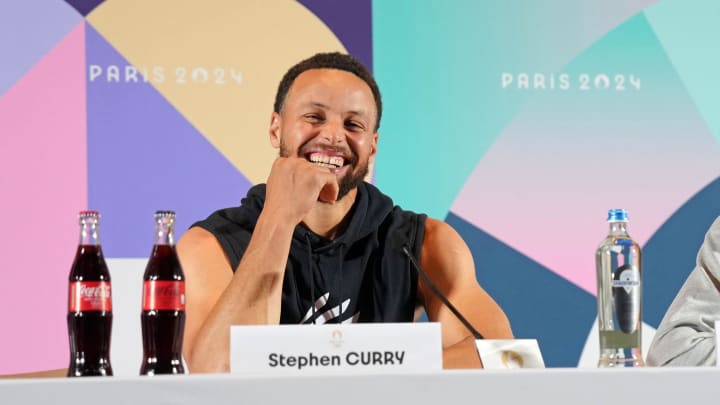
[319,119,346,145]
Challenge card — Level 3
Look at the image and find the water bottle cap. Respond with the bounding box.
[607,209,629,222]
[79,210,100,217]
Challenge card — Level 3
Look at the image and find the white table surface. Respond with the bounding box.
[1,367,716,405]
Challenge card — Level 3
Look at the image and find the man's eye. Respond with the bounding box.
[305,114,323,122]
[345,121,364,131]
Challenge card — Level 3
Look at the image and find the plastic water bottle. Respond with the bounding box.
[596,209,643,367]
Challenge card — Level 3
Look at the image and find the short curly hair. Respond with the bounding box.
[273,52,382,131]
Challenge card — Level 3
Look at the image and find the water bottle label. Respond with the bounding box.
[69,281,112,312]
[142,281,185,311]
[612,266,640,294]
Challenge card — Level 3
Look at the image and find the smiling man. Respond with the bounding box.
[177,52,513,373]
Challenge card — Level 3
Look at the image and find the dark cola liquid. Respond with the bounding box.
[140,310,186,375]
[67,312,113,376]
[67,244,113,377]
[140,244,186,375]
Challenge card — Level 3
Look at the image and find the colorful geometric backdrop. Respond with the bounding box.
[1,0,718,373]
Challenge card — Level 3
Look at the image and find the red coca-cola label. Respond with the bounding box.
[69,281,112,312]
[142,281,185,311]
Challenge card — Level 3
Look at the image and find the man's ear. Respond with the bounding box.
[365,131,380,183]
[370,131,379,159]
[269,112,281,149]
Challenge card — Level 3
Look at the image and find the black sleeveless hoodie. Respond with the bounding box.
[193,182,426,324]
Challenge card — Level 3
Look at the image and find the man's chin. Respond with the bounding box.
[337,179,364,201]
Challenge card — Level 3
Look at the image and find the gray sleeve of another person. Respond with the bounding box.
[646,216,720,367]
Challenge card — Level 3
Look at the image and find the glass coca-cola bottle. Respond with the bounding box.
[67,210,113,377]
[140,210,186,375]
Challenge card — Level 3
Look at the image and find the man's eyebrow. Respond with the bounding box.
[346,110,369,118]
[302,102,370,119]
[301,101,330,109]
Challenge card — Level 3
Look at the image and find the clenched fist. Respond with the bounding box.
[263,157,340,226]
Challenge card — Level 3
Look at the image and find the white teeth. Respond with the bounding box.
[328,156,344,166]
[309,153,344,168]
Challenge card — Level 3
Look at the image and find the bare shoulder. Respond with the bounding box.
[423,218,466,246]
[177,227,234,292]
[177,227,223,257]
[178,226,231,267]
[420,217,475,282]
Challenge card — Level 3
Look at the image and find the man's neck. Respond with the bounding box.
[301,188,358,239]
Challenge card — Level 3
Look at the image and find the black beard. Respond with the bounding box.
[336,159,368,201]
[279,141,368,201]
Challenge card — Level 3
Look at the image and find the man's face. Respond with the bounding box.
[271,68,378,201]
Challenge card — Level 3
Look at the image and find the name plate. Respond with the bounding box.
[230,323,442,375]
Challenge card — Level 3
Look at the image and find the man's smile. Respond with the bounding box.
[308,152,344,168]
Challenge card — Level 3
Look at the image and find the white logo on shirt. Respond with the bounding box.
[300,292,360,324]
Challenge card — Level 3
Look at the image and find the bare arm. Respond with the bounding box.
[646,216,720,366]
[178,218,295,373]
[0,369,67,379]
[177,157,338,373]
[418,218,513,369]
